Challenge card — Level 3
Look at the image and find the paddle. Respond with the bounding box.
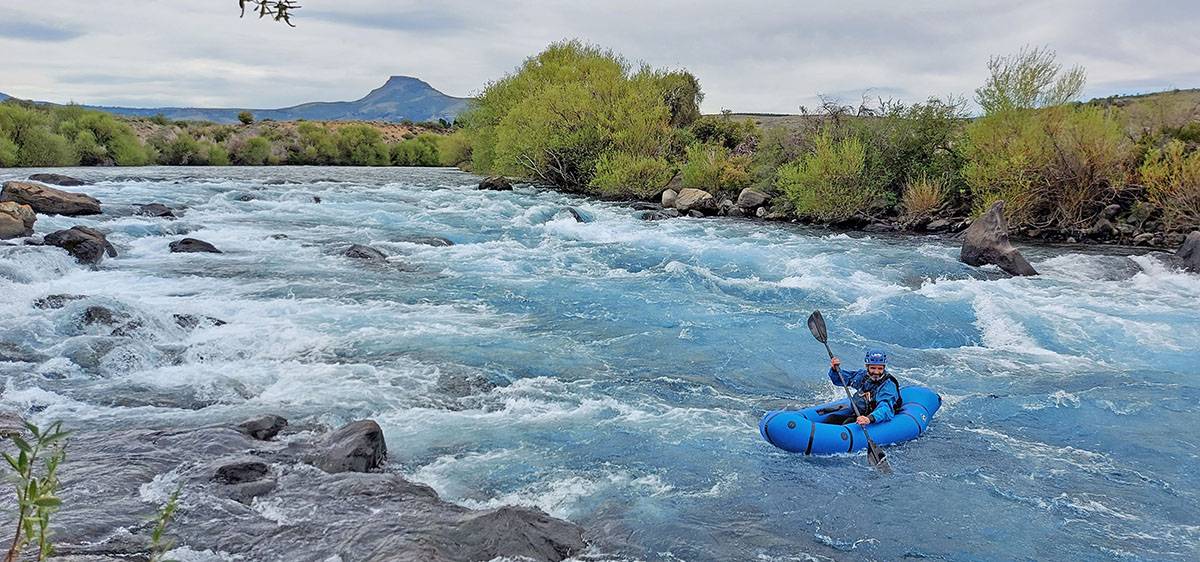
[806,310,892,474]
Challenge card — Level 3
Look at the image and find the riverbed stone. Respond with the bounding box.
[0,201,36,239]
[1,180,101,216]
[343,244,387,260]
[736,188,770,209]
[397,235,454,246]
[28,173,87,186]
[960,200,1038,276]
[45,226,117,265]
[169,238,221,253]
[34,293,87,309]
[308,420,387,474]
[236,414,288,440]
[479,176,513,191]
[136,203,176,218]
[1177,231,1200,273]
[661,189,678,208]
[213,459,270,485]
[674,188,717,214]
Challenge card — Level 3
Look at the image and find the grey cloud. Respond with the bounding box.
[0,15,84,42]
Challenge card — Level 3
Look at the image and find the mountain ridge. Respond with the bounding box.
[0,76,471,124]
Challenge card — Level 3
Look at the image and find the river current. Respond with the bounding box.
[1,166,1197,561]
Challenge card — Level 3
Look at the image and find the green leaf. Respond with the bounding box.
[23,421,40,438]
[33,497,61,507]
[12,435,32,453]
[3,451,20,471]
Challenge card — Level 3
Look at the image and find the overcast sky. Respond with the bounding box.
[2,1,1198,114]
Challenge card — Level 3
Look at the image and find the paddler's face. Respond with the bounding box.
[866,364,885,378]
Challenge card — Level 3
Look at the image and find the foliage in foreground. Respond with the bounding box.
[3,422,68,562]
[776,133,880,222]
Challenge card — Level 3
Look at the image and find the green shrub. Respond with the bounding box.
[589,152,673,198]
[237,111,255,125]
[335,124,389,166]
[155,133,204,165]
[901,174,948,219]
[205,142,231,166]
[0,137,17,167]
[463,40,675,190]
[975,46,1086,114]
[689,115,756,150]
[232,136,272,165]
[391,134,440,166]
[1139,140,1200,231]
[290,122,338,164]
[680,143,751,193]
[776,133,881,222]
[436,131,471,166]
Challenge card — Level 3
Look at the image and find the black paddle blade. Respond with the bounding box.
[807,310,828,344]
[867,441,892,474]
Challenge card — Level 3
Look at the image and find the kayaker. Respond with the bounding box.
[824,350,901,426]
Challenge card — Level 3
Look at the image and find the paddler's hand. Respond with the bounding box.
[856,415,871,426]
[830,357,841,370]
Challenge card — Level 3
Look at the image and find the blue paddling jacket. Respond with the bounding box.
[828,368,900,423]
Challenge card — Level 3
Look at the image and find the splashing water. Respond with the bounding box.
[1,167,1197,561]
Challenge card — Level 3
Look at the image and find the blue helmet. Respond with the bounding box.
[864,349,887,366]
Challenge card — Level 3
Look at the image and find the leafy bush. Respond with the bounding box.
[901,174,948,219]
[589,152,674,198]
[689,115,757,150]
[335,124,389,166]
[3,420,69,561]
[975,46,1086,114]
[291,122,339,164]
[231,136,272,165]
[776,133,881,222]
[390,134,440,166]
[238,111,255,125]
[1139,140,1200,230]
[436,131,471,167]
[463,40,675,190]
[680,143,751,193]
[0,137,17,167]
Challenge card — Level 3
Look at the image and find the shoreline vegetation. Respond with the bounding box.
[3,42,1199,249]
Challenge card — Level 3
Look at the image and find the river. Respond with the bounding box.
[1,166,1197,561]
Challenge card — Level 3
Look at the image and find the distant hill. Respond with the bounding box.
[1,76,472,124]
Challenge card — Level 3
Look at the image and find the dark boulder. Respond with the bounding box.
[926,218,953,232]
[1177,231,1200,273]
[562,208,590,223]
[28,173,87,186]
[308,420,387,474]
[33,294,87,309]
[1,180,101,216]
[236,414,288,441]
[863,222,898,233]
[213,459,270,485]
[436,373,497,398]
[397,235,454,247]
[452,506,586,562]
[959,200,1038,276]
[687,210,705,218]
[82,306,119,327]
[169,238,221,253]
[343,244,387,260]
[639,211,672,221]
[172,314,227,330]
[478,176,513,191]
[0,202,36,239]
[136,203,176,218]
[629,202,661,211]
[45,226,117,265]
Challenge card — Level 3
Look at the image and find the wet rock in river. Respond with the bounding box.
[674,188,717,215]
[0,201,36,239]
[0,411,24,437]
[397,235,454,247]
[236,414,288,441]
[169,238,222,253]
[33,294,88,309]
[307,419,388,473]
[213,458,270,484]
[1,180,101,216]
[0,342,48,364]
[479,176,513,191]
[172,314,227,330]
[436,373,498,398]
[959,200,1038,276]
[45,226,117,265]
[661,189,678,208]
[28,173,87,186]
[343,243,387,260]
[1177,231,1200,273]
[136,203,176,218]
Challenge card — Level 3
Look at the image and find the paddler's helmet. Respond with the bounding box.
[864,350,887,366]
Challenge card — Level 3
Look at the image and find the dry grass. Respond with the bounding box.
[901,175,947,219]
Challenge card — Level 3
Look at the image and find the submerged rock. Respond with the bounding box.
[33,292,87,310]
[0,342,49,364]
[562,207,590,223]
[136,203,176,218]
[213,459,270,485]
[172,314,227,330]
[959,200,1038,276]
[343,244,387,260]
[397,235,454,247]
[436,373,498,398]
[1177,231,1200,273]
[1,180,101,216]
[236,414,288,441]
[45,226,117,265]
[169,238,221,253]
[0,201,36,239]
[28,173,87,186]
[479,176,513,191]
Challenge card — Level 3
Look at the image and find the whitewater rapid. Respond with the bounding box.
[1,167,1197,561]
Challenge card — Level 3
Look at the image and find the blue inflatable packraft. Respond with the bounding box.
[759,386,941,455]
